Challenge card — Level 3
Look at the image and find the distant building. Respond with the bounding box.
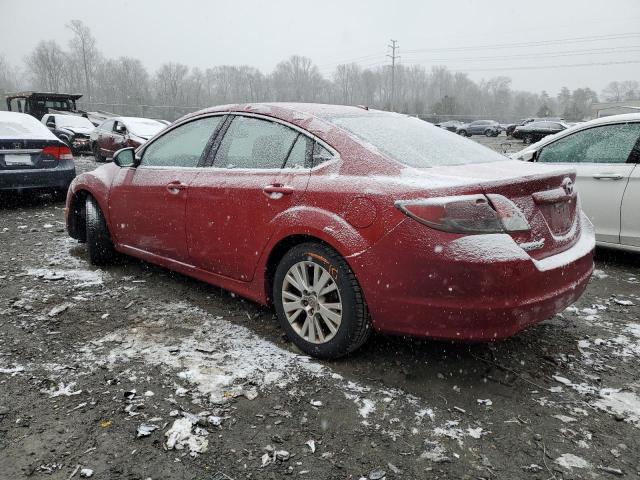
[591,100,640,118]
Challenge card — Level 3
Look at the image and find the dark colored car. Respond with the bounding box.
[435,120,464,132]
[41,114,95,154]
[457,120,500,137]
[506,117,565,137]
[6,92,83,121]
[66,103,594,359]
[0,111,75,199]
[90,116,167,161]
[512,121,568,144]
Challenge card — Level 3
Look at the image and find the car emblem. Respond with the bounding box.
[13,142,21,149]
[562,177,574,195]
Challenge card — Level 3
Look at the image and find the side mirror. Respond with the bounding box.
[46,122,55,129]
[520,150,537,162]
[115,125,126,135]
[113,147,137,167]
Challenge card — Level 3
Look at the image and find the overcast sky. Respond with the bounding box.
[2,0,639,94]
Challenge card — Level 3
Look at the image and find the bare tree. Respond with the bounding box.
[67,20,100,100]
[26,40,67,92]
[0,55,18,93]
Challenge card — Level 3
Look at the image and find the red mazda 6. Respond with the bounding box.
[65,103,595,358]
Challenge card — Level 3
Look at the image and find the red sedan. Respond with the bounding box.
[65,104,594,358]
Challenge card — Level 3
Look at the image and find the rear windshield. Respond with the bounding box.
[326,113,505,168]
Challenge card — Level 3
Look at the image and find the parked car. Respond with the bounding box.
[506,117,565,137]
[90,116,167,161]
[435,120,464,132]
[0,111,75,199]
[512,113,640,252]
[457,120,501,137]
[512,121,568,144]
[66,103,594,358]
[41,114,95,154]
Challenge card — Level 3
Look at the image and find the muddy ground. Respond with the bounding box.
[1,145,639,480]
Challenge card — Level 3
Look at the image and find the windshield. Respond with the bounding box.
[123,118,165,137]
[326,113,506,167]
[57,115,94,129]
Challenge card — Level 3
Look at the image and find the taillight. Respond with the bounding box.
[42,145,73,161]
[395,194,530,234]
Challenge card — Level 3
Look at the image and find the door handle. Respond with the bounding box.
[592,173,623,180]
[263,184,294,195]
[166,182,187,194]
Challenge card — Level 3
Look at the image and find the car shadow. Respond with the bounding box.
[0,191,66,211]
[595,246,640,267]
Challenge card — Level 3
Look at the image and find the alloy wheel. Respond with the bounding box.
[281,260,343,344]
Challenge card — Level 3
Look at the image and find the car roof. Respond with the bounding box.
[181,103,374,122]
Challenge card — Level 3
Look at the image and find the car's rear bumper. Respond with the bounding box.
[0,160,76,192]
[351,213,595,341]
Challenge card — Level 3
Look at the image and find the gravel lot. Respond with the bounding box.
[1,145,639,480]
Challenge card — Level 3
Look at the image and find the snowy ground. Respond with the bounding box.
[1,153,639,479]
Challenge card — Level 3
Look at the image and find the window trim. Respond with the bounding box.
[135,113,229,170]
[537,121,640,165]
[203,112,339,172]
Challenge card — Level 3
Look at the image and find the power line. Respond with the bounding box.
[387,40,399,111]
[444,59,640,73]
[402,45,640,64]
[402,32,640,54]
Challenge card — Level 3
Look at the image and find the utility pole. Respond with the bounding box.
[387,39,399,111]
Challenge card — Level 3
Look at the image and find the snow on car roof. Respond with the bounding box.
[0,111,58,140]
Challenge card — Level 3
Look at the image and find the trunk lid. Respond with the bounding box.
[0,139,62,170]
[401,161,581,259]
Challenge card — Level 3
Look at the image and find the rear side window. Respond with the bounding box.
[538,123,640,164]
[140,116,222,168]
[214,116,299,169]
[312,142,333,167]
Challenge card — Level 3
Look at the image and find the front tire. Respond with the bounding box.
[484,129,493,137]
[273,242,371,359]
[85,196,115,265]
[458,130,467,136]
[92,142,105,163]
[523,134,534,144]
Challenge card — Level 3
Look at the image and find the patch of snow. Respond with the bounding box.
[554,453,591,470]
[591,269,609,279]
[41,382,82,397]
[164,417,208,456]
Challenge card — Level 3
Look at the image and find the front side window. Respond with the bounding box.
[538,123,640,164]
[140,116,222,168]
[214,116,299,169]
[113,121,127,134]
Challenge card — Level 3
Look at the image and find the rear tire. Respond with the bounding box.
[458,130,467,136]
[273,242,371,359]
[523,134,533,144]
[92,142,105,163]
[85,196,115,265]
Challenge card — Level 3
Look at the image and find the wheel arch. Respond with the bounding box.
[67,188,90,241]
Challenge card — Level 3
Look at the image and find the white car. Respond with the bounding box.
[513,113,640,252]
